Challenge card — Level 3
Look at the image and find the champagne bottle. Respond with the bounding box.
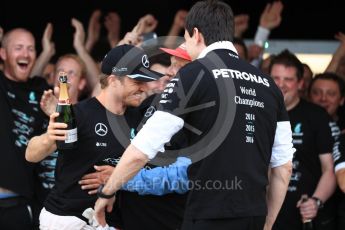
[301,194,314,230]
[55,72,77,149]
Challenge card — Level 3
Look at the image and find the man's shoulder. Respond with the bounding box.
[295,100,332,124]
[300,99,329,115]
[179,60,204,74]
[74,97,97,111]
[27,76,50,90]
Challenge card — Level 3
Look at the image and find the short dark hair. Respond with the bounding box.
[269,49,304,81]
[185,0,234,46]
[308,72,345,97]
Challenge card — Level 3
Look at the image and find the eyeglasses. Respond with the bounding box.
[55,69,80,78]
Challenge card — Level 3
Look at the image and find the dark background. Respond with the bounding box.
[1,0,344,58]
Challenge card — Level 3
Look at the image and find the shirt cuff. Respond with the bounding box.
[131,111,184,159]
[254,26,270,47]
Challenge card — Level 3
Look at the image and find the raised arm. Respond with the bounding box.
[325,32,345,73]
[26,112,66,162]
[104,12,121,48]
[164,10,188,48]
[71,18,100,92]
[30,23,55,78]
[85,9,102,53]
[250,1,283,66]
[117,14,157,47]
[234,14,249,38]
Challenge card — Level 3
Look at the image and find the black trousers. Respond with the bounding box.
[0,197,33,230]
[181,216,266,230]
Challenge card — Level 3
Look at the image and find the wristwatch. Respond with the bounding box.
[97,184,116,199]
[311,196,324,209]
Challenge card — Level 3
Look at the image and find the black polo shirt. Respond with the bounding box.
[157,47,289,220]
[0,72,49,198]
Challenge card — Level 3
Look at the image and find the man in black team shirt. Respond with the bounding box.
[0,28,49,229]
[95,1,295,230]
[270,50,337,230]
[25,44,163,229]
[333,133,345,230]
[78,43,192,230]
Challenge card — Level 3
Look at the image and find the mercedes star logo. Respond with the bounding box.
[144,106,156,118]
[142,55,150,68]
[95,123,108,136]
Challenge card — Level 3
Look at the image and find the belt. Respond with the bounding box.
[0,196,28,208]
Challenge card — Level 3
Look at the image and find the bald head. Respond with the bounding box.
[1,28,35,49]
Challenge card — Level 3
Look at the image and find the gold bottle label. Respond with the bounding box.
[58,72,71,105]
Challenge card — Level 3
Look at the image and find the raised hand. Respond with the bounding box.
[335,32,345,52]
[40,88,58,116]
[30,23,55,78]
[234,14,249,38]
[42,23,55,57]
[104,11,121,48]
[260,1,284,30]
[138,14,158,34]
[118,31,142,46]
[173,10,188,29]
[71,18,86,51]
[86,9,102,52]
[326,32,345,73]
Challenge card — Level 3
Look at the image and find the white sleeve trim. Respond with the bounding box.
[254,26,270,47]
[270,121,295,168]
[335,162,345,172]
[131,111,184,159]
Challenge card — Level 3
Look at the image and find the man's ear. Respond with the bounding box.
[193,28,200,42]
[0,48,7,61]
[78,77,87,91]
[297,78,304,90]
[193,27,205,46]
[108,75,121,87]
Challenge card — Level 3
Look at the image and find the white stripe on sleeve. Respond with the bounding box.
[131,111,184,159]
[335,162,345,172]
[270,121,295,168]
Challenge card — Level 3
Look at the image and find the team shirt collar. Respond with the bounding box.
[197,41,238,59]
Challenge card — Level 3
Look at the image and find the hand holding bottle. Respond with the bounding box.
[55,72,78,149]
[47,112,68,142]
[297,194,315,230]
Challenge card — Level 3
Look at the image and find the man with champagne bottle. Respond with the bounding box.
[25,44,163,229]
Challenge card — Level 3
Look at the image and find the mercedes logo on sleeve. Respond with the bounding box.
[142,55,150,68]
[95,123,108,136]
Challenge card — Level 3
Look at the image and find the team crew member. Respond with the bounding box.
[79,43,193,230]
[94,1,294,230]
[270,50,337,230]
[0,28,50,229]
[333,133,345,229]
[25,45,163,229]
[118,43,192,230]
